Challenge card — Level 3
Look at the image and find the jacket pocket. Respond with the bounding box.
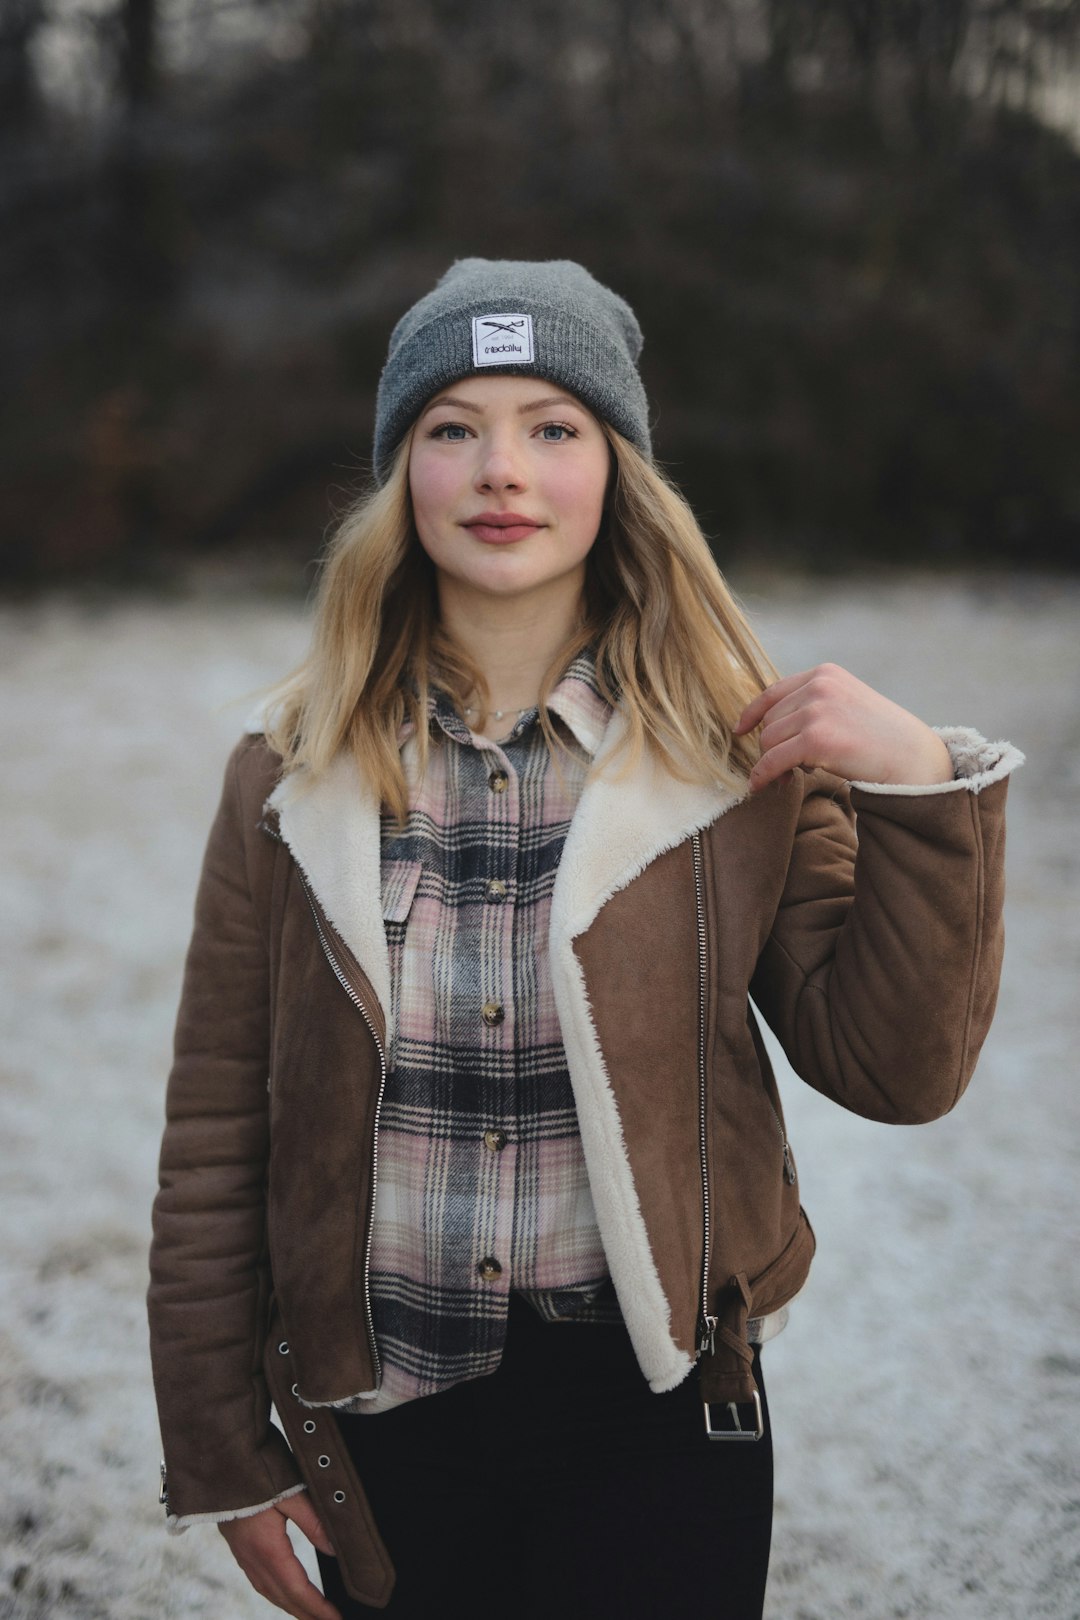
[748,1210,816,1318]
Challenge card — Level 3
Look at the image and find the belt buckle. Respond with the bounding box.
[703,1389,764,1442]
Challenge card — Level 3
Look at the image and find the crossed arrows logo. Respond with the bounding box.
[481,319,528,338]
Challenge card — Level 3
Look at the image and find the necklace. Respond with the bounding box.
[463,704,537,721]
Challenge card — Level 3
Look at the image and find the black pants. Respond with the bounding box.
[317,1293,773,1620]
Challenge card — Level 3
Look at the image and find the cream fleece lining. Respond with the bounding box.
[850,728,1024,797]
[166,1482,306,1535]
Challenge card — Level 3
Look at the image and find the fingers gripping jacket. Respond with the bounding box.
[263,1313,397,1607]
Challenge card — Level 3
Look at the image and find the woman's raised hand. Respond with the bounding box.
[218,1493,342,1620]
[735,663,953,795]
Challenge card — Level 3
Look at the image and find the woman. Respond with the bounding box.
[148,258,1022,1620]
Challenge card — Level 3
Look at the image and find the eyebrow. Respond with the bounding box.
[421,392,585,417]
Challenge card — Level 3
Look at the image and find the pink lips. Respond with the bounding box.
[462,511,543,544]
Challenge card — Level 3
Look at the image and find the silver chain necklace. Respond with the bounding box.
[463,704,537,721]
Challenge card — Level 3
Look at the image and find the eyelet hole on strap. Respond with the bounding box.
[291,1383,299,1397]
[303,1420,316,1434]
[333,1490,346,1504]
[278,1341,289,1355]
[317,1455,330,1468]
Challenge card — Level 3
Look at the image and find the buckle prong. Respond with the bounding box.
[703,1388,764,1441]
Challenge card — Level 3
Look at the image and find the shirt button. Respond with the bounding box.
[477,1257,503,1281]
[481,1001,505,1027]
[483,1128,508,1152]
[488,770,509,793]
[486,879,508,902]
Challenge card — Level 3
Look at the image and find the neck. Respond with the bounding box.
[436,574,585,708]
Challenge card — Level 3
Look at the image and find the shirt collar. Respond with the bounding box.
[545,648,612,759]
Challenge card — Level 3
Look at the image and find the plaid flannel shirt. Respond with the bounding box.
[350,652,621,1414]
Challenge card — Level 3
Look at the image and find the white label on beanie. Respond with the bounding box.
[471,314,534,366]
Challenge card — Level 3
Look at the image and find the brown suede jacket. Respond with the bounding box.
[147,713,1021,1606]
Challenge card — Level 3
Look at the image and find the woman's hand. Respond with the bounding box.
[218,1493,342,1620]
[735,663,953,794]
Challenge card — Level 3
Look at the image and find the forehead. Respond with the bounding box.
[421,375,593,416]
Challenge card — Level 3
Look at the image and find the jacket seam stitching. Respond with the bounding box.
[765,928,812,987]
[951,790,985,1111]
[230,747,279,1494]
[763,941,907,1120]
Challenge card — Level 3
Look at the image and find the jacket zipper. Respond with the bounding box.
[261,818,385,1387]
[691,833,716,1357]
[692,833,793,1361]
[770,1096,797,1185]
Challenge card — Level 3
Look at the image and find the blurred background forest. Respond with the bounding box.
[2,0,1080,587]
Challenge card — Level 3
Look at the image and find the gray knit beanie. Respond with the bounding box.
[372,257,651,481]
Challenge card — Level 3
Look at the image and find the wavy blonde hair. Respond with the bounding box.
[264,425,776,819]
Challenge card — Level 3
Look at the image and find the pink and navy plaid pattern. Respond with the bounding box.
[351,653,620,1414]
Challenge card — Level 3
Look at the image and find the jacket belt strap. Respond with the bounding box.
[697,1272,760,1409]
[264,1314,396,1609]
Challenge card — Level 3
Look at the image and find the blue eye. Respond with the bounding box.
[539,423,575,442]
[432,423,470,441]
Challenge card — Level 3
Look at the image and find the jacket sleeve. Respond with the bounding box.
[750,728,1024,1124]
[147,736,304,1530]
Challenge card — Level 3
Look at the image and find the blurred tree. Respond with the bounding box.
[119,0,158,109]
[1,0,1078,583]
[0,0,44,133]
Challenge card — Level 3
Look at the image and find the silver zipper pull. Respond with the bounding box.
[782,1143,796,1185]
[699,1314,717,1356]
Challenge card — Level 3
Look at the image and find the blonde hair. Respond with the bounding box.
[264,426,775,819]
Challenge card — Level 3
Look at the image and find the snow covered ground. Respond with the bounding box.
[1,572,1076,1620]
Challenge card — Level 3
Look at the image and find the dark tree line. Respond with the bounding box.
[2,0,1079,583]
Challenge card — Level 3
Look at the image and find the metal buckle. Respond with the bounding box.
[703,1389,764,1442]
[158,1460,168,1506]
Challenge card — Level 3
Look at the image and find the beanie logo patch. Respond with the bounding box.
[472,314,534,367]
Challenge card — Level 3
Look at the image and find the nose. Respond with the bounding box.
[474,431,527,495]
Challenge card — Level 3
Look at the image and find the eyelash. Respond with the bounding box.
[428,421,579,443]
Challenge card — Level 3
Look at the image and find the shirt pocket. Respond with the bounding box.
[381,859,423,925]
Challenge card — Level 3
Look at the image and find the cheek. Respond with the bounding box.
[552,457,609,538]
[409,452,461,533]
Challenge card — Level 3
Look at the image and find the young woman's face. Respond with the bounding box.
[408,374,611,610]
